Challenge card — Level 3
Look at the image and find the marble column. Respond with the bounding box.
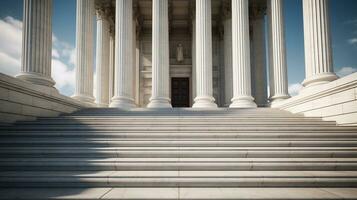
[251,8,267,107]
[148,0,171,108]
[223,6,233,107]
[110,0,136,108]
[108,27,115,103]
[268,0,290,103]
[73,0,95,103]
[302,0,337,88]
[230,0,257,108]
[192,0,217,108]
[17,0,55,88]
[95,9,110,107]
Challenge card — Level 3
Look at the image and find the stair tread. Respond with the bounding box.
[0,187,356,199]
[2,170,357,177]
[2,157,357,162]
[2,108,357,195]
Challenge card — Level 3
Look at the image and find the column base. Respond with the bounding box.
[230,96,257,108]
[16,72,56,88]
[270,94,290,104]
[192,96,218,108]
[72,94,95,104]
[302,73,338,88]
[109,96,136,109]
[96,102,109,108]
[147,97,172,108]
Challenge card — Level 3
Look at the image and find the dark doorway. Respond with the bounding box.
[171,77,190,107]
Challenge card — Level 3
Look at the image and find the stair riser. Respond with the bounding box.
[1,142,357,147]
[1,179,357,188]
[1,164,356,171]
[1,152,357,158]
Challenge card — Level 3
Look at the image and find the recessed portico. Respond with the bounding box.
[15,0,339,109]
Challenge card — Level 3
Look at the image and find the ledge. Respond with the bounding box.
[0,73,94,125]
[272,72,357,126]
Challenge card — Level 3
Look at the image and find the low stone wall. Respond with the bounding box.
[0,73,92,125]
[272,72,357,126]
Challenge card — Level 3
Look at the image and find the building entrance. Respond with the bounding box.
[171,77,190,107]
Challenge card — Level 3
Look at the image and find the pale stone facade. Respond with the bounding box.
[81,0,273,108]
[2,0,357,125]
[10,0,342,109]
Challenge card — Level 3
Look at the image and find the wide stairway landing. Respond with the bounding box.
[0,108,357,199]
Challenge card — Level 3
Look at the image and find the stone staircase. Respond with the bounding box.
[0,108,357,199]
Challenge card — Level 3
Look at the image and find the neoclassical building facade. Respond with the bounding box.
[15,0,338,109]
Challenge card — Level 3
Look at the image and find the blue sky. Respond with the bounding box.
[0,0,357,96]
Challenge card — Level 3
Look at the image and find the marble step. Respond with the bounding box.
[1,132,357,138]
[1,170,357,187]
[1,158,357,171]
[16,116,330,125]
[1,147,357,158]
[1,187,356,200]
[3,126,356,132]
[1,140,357,147]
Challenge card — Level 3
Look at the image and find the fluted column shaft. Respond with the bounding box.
[302,0,337,88]
[192,0,217,108]
[108,30,115,103]
[110,0,136,108]
[17,0,55,88]
[148,0,171,108]
[251,12,267,107]
[230,0,257,108]
[268,0,290,103]
[223,18,233,107]
[73,0,95,103]
[95,10,110,107]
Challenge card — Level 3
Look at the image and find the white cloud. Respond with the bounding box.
[288,83,303,96]
[52,49,60,58]
[0,16,76,96]
[0,17,22,76]
[348,38,357,45]
[336,67,357,77]
[51,59,75,89]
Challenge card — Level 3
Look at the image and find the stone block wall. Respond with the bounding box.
[272,73,357,126]
[0,73,91,125]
